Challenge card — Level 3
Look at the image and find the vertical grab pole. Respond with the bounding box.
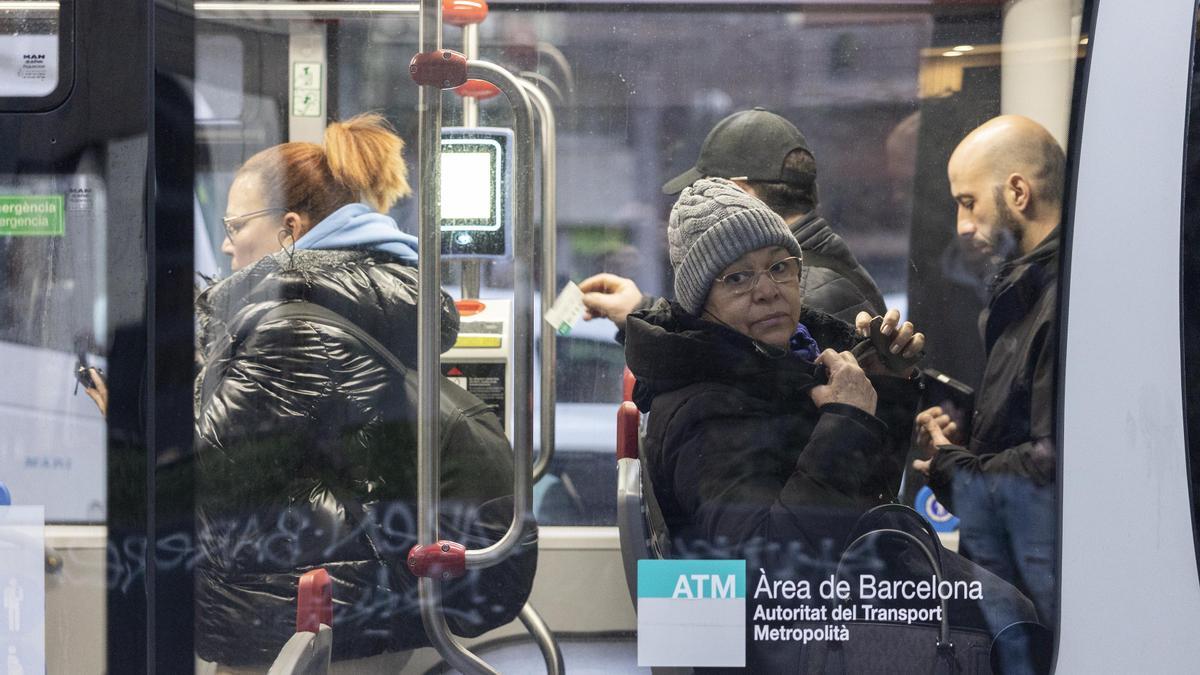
[413,1,495,672]
[415,0,442,575]
[459,19,482,299]
[407,55,539,673]
[521,79,558,484]
[463,59,536,569]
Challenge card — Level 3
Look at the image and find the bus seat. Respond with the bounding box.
[268,569,333,675]
[615,397,672,601]
[616,401,648,610]
[615,403,693,675]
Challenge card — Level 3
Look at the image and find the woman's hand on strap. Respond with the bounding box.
[809,349,877,416]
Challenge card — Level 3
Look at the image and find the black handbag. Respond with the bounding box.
[800,505,1051,675]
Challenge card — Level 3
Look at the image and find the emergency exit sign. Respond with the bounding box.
[0,195,64,237]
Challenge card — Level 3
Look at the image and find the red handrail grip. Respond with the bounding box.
[617,401,640,461]
[622,367,636,403]
[443,0,488,27]
[409,50,469,89]
[408,541,468,580]
[296,568,332,634]
[453,79,502,101]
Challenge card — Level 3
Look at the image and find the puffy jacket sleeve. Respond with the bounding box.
[927,322,1057,511]
[663,392,889,557]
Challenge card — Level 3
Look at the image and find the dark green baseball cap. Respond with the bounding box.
[662,107,814,195]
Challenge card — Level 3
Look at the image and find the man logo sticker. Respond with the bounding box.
[637,559,745,667]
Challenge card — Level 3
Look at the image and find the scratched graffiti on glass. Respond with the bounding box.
[99,501,502,624]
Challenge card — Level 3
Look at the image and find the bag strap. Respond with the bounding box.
[835,527,954,655]
[248,300,413,376]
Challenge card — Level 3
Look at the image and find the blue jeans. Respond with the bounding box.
[952,472,1058,628]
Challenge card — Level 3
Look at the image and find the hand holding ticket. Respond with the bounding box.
[544,281,586,336]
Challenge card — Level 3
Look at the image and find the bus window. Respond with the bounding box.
[0,0,73,110]
[181,1,1089,672]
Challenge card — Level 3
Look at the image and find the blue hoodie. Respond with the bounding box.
[293,203,418,263]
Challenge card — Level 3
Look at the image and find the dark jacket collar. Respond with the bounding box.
[789,212,833,249]
[624,299,857,411]
[982,228,1060,349]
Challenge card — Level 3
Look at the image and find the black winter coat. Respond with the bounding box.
[625,300,920,570]
[625,303,1044,673]
[790,213,887,323]
[928,231,1059,511]
[193,249,535,666]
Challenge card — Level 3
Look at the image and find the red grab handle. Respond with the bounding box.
[409,50,469,89]
[408,540,468,580]
[443,0,488,27]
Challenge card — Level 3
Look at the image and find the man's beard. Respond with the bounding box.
[988,185,1022,262]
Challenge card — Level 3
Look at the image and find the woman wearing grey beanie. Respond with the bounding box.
[623,178,925,671]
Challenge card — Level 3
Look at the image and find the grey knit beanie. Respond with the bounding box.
[668,177,803,315]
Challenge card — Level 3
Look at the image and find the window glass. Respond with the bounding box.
[0,167,108,524]
[0,0,60,97]
[184,1,1087,671]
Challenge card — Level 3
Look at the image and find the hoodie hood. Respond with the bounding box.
[623,299,858,411]
[295,203,419,262]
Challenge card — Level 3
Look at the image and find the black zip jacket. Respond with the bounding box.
[928,231,1060,510]
[790,213,888,323]
[625,300,920,568]
[193,249,536,665]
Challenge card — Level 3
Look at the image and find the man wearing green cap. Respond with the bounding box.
[582,107,887,328]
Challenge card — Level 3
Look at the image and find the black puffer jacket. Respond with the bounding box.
[790,213,888,323]
[928,231,1059,510]
[626,302,920,672]
[193,249,536,666]
[626,300,920,566]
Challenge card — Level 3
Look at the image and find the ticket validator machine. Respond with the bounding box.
[438,126,516,435]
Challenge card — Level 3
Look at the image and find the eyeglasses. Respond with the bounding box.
[713,256,802,295]
[223,207,287,240]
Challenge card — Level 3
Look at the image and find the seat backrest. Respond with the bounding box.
[268,569,333,675]
[616,402,649,609]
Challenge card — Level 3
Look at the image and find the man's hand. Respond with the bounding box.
[83,368,108,418]
[809,349,878,416]
[579,273,643,330]
[912,405,957,475]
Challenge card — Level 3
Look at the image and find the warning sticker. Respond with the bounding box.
[0,196,64,237]
[442,362,507,430]
[291,62,322,117]
[0,34,59,97]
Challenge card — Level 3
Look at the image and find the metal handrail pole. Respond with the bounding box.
[520,79,558,484]
[519,71,565,106]
[415,0,442,572]
[518,602,566,675]
[419,578,496,674]
[460,21,482,299]
[414,2,495,672]
[535,41,575,101]
[462,59,536,570]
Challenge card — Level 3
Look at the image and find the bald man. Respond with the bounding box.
[914,115,1065,627]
